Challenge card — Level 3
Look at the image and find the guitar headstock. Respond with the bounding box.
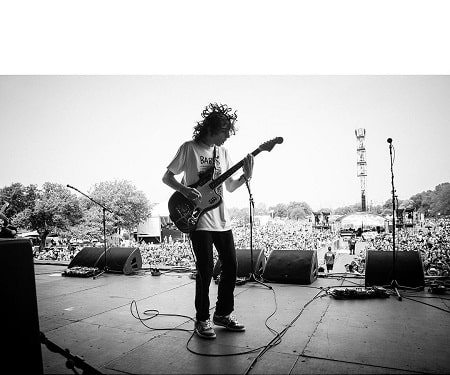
[259,137,283,152]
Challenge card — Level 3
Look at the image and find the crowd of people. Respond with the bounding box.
[139,241,194,268]
[352,217,450,276]
[233,219,336,258]
[30,219,338,268]
[24,217,450,278]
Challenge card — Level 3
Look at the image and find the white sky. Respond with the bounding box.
[1,1,449,213]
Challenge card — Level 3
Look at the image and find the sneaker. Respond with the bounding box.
[194,319,216,339]
[213,314,245,332]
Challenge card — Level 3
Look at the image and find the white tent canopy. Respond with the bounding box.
[18,230,39,237]
[336,212,386,229]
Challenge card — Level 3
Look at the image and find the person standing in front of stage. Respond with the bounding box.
[162,103,254,339]
[349,234,356,255]
[324,246,335,273]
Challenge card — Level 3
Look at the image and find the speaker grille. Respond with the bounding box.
[263,250,318,285]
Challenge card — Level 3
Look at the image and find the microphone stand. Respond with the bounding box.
[387,141,402,300]
[244,178,272,289]
[384,140,416,301]
[67,184,113,279]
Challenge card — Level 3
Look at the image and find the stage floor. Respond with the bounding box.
[35,264,450,374]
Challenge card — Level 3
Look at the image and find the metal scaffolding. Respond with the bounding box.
[355,128,367,211]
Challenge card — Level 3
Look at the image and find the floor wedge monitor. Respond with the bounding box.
[100,247,142,275]
[365,250,425,288]
[213,248,266,279]
[68,246,105,269]
[68,246,142,275]
[262,249,318,285]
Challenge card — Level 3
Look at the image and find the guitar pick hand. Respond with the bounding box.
[183,187,202,201]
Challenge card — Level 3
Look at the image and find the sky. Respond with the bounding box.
[1,75,449,214]
[1,1,450,215]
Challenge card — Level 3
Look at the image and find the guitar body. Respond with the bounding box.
[167,137,283,233]
[168,183,223,233]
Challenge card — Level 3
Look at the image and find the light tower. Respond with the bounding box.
[355,128,367,211]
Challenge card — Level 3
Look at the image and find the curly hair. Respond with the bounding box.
[193,103,238,141]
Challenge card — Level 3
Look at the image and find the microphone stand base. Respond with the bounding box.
[382,279,420,301]
[93,267,110,279]
[245,273,272,289]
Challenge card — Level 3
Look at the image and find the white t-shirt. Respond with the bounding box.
[167,140,233,231]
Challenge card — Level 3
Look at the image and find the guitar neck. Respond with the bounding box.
[209,147,262,189]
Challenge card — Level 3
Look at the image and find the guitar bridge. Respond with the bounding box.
[175,204,201,226]
[190,207,201,221]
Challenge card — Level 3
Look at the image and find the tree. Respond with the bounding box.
[289,207,306,220]
[15,183,83,249]
[68,206,101,239]
[430,183,450,216]
[287,202,303,220]
[0,183,38,217]
[334,203,360,216]
[409,184,450,217]
[399,199,415,210]
[270,203,288,218]
[83,180,152,236]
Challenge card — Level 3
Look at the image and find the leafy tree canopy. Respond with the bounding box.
[83,180,152,234]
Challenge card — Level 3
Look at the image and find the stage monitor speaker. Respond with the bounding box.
[365,250,425,288]
[99,247,142,275]
[69,246,142,275]
[1,238,43,374]
[262,250,318,285]
[68,246,105,268]
[213,249,266,279]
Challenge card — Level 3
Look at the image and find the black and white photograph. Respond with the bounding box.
[1,1,450,374]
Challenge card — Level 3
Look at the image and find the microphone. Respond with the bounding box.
[387,138,392,144]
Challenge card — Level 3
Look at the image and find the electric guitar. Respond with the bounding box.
[168,137,283,233]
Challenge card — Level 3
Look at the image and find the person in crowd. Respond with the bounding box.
[162,103,254,339]
[324,246,335,273]
[348,234,356,255]
[0,211,17,238]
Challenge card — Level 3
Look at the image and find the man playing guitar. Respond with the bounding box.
[162,103,253,339]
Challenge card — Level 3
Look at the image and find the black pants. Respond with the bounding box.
[190,230,237,322]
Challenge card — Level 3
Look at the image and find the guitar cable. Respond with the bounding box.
[130,232,284,357]
[130,198,329,360]
[184,236,279,357]
[129,284,281,357]
[129,276,329,362]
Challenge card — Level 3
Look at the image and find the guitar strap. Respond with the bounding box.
[212,145,222,197]
[212,145,218,178]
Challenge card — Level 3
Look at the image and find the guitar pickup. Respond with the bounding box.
[191,208,201,219]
